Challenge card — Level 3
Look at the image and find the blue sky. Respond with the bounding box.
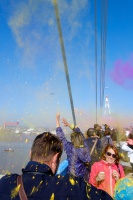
[0,0,133,130]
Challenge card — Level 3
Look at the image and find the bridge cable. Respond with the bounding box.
[100,0,108,111]
[52,0,76,125]
[94,0,98,123]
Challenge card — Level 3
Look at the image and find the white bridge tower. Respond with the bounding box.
[104,96,111,118]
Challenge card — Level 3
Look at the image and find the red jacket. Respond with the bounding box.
[89,160,125,197]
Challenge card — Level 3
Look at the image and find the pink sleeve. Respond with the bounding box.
[119,164,125,178]
[89,163,98,186]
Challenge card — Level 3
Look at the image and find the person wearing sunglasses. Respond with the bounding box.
[89,144,125,198]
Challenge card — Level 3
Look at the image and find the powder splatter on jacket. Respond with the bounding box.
[56,127,91,178]
[89,160,125,197]
[0,161,89,200]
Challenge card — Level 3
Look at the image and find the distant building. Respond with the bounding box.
[3,121,19,128]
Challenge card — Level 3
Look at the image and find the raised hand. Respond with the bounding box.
[62,118,70,127]
[56,113,60,127]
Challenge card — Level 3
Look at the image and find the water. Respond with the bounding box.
[0,141,31,174]
[0,129,67,175]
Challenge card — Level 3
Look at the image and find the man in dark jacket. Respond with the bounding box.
[0,132,89,200]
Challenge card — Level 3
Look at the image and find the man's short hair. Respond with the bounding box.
[30,132,63,162]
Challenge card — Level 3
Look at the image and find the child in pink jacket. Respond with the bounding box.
[89,144,125,198]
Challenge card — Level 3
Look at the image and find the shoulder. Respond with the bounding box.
[56,127,63,132]
[118,163,124,168]
[94,160,103,165]
[73,127,81,132]
[91,161,103,168]
[0,174,18,182]
[0,174,18,183]
[116,163,124,171]
[54,174,88,198]
[56,174,86,186]
[0,174,18,192]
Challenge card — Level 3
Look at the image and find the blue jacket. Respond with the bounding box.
[56,127,91,178]
[0,161,89,200]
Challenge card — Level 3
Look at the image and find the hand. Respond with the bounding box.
[56,113,60,121]
[62,118,70,127]
[127,138,133,145]
[56,113,60,127]
[96,172,105,182]
[112,170,119,181]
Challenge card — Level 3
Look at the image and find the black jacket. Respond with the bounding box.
[0,161,89,200]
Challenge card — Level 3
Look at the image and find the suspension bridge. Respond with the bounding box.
[53,0,109,125]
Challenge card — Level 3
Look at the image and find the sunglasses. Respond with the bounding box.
[106,151,116,158]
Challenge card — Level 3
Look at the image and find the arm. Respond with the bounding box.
[89,163,104,186]
[56,113,60,127]
[56,113,72,153]
[119,164,125,178]
[127,138,133,145]
[62,118,84,137]
[89,163,98,186]
[122,143,133,152]
[112,164,125,182]
[112,170,120,181]
[62,118,78,131]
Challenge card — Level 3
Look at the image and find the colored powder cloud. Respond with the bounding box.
[111,60,133,89]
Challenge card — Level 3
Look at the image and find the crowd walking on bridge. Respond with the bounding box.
[0,113,133,199]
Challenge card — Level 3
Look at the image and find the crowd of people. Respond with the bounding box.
[0,113,133,199]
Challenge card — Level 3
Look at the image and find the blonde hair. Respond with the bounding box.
[71,132,84,148]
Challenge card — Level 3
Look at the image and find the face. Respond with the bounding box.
[104,148,116,164]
